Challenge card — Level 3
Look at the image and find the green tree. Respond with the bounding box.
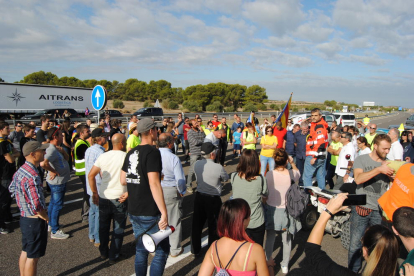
[183,101,201,112]
[0,77,4,82]
[19,71,58,85]
[245,85,268,104]
[168,101,179,110]
[144,100,153,108]
[257,103,267,111]
[243,103,258,112]
[206,101,223,112]
[324,100,336,107]
[270,104,277,110]
[113,99,124,109]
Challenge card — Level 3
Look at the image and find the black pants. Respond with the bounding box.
[79,175,90,221]
[325,162,336,189]
[246,223,265,246]
[220,141,228,166]
[0,179,12,228]
[191,192,222,254]
[296,158,305,186]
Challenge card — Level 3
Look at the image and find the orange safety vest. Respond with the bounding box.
[378,163,414,221]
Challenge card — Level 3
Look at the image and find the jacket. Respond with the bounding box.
[306,118,328,159]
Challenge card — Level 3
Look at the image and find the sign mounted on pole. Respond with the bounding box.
[91,85,107,124]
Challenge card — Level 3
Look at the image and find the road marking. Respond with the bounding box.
[130,235,209,276]
[12,198,83,217]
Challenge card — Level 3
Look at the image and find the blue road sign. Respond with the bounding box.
[91,85,107,111]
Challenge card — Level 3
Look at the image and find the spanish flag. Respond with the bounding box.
[244,112,259,137]
[275,93,292,128]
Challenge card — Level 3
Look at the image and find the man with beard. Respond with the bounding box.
[348,134,394,273]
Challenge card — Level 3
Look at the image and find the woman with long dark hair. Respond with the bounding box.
[242,122,257,151]
[306,193,399,276]
[357,136,371,157]
[231,150,268,246]
[199,199,271,276]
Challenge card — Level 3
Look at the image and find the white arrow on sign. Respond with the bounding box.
[95,89,101,107]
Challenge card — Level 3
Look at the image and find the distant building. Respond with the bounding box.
[363,101,375,107]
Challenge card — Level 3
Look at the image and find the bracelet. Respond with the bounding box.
[323,207,333,217]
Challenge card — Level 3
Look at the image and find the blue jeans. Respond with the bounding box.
[48,183,66,233]
[260,155,275,176]
[98,197,127,261]
[303,156,326,189]
[89,197,100,244]
[174,134,185,154]
[129,215,169,276]
[348,207,382,273]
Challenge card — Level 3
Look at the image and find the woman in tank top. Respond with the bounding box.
[199,199,273,276]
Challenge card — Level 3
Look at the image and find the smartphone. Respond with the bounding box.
[343,194,366,206]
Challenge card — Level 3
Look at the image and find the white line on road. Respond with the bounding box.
[130,235,209,276]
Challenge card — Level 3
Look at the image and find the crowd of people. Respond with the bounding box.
[1,108,414,276]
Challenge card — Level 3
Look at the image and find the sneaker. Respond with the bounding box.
[170,248,184,258]
[186,187,193,194]
[48,225,52,232]
[94,243,100,247]
[89,238,94,243]
[0,227,10,234]
[51,229,70,239]
[281,264,288,274]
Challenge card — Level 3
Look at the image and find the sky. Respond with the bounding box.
[0,0,413,107]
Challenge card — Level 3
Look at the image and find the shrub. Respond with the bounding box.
[161,100,169,109]
[183,101,201,112]
[270,104,277,110]
[144,100,154,108]
[168,101,179,110]
[243,103,258,112]
[113,99,124,109]
[224,106,235,112]
[257,103,267,111]
[206,101,223,112]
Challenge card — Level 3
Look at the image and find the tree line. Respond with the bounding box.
[8,71,268,112]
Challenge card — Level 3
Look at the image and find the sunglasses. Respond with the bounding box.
[341,136,346,138]
[16,125,22,127]
[370,127,376,129]
[266,130,273,133]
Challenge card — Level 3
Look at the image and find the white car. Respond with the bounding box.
[333,113,356,127]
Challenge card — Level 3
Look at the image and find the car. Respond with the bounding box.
[92,109,123,118]
[406,114,414,126]
[133,107,163,120]
[333,113,356,127]
[21,109,81,120]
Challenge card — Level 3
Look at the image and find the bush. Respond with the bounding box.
[224,106,235,112]
[270,104,277,110]
[144,100,154,108]
[257,103,267,111]
[243,103,258,112]
[122,95,135,101]
[206,101,223,112]
[183,101,201,112]
[113,99,124,109]
[161,100,169,109]
[168,101,179,110]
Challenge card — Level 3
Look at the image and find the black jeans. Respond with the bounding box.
[296,158,305,186]
[0,179,12,227]
[191,192,222,254]
[79,175,90,221]
[99,197,128,260]
[220,141,228,166]
[325,163,336,189]
[246,223,265,246]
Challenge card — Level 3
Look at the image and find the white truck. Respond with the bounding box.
[0,82,92,119]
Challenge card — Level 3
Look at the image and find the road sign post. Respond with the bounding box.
[91,85,107,124]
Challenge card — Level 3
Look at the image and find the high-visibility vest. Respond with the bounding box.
[365,133,377,150]
[218,123,231,140]
[363,117,370,124]
[74,139,90,176]
[378,163,414,221]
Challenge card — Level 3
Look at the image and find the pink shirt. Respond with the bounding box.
[265,170,300,208]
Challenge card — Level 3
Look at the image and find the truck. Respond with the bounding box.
[0,82,93,119]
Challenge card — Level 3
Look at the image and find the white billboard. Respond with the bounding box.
[363,101,375,107]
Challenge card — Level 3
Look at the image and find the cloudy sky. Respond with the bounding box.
[0,0,413,107]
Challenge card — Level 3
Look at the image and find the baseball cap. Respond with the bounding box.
[91,128,109,138]
[23,141,49,157]
[137,118,156,133]
[201,142,216,155]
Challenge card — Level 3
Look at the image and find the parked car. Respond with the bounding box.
[406,114,414,126]
[133,107,163,120]
[92,109,123,118]
[21,109,81,120]
[333,113,356,127]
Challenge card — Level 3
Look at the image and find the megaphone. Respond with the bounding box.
[142,226,175,252]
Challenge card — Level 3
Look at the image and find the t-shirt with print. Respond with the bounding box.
[233,132,242,145]
[260,135,278,158]
[335,143,355,177]
[353,154,390,210]
[122,144,162,216]
[44,144,71,185]
[0,139,16,180]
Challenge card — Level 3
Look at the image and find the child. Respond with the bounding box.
[233,127,242,157]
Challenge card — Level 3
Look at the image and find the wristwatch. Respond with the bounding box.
[323,206,333,217]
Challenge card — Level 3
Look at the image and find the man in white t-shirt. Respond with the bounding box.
[335,132,356,188]
[87,133,128,264]
[387,128,403,161]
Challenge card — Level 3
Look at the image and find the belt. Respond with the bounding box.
[196,191,220,197]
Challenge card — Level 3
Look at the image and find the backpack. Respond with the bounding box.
[285,170,308,219]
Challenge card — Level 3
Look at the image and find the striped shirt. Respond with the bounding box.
[85,144,105,196]
[9,161,46,217]
[187,129,206,156]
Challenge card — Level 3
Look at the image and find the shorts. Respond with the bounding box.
[20,217,48,259]
[233,144,241,150]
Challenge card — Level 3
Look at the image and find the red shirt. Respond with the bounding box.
[183,124,191,140]
[273,127,287,148]
[212,120,220,129]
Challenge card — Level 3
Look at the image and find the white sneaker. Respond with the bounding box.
[281,264,288,274]
[51,229,69,239]
[48,225,51,232]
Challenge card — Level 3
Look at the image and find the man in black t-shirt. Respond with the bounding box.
[0,121,20,234]
[121,118,169,276]
[36,115,50,192]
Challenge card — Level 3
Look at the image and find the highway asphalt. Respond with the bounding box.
[0,112,408,276]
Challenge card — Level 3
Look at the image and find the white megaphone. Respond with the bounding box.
[142,226,175,252]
